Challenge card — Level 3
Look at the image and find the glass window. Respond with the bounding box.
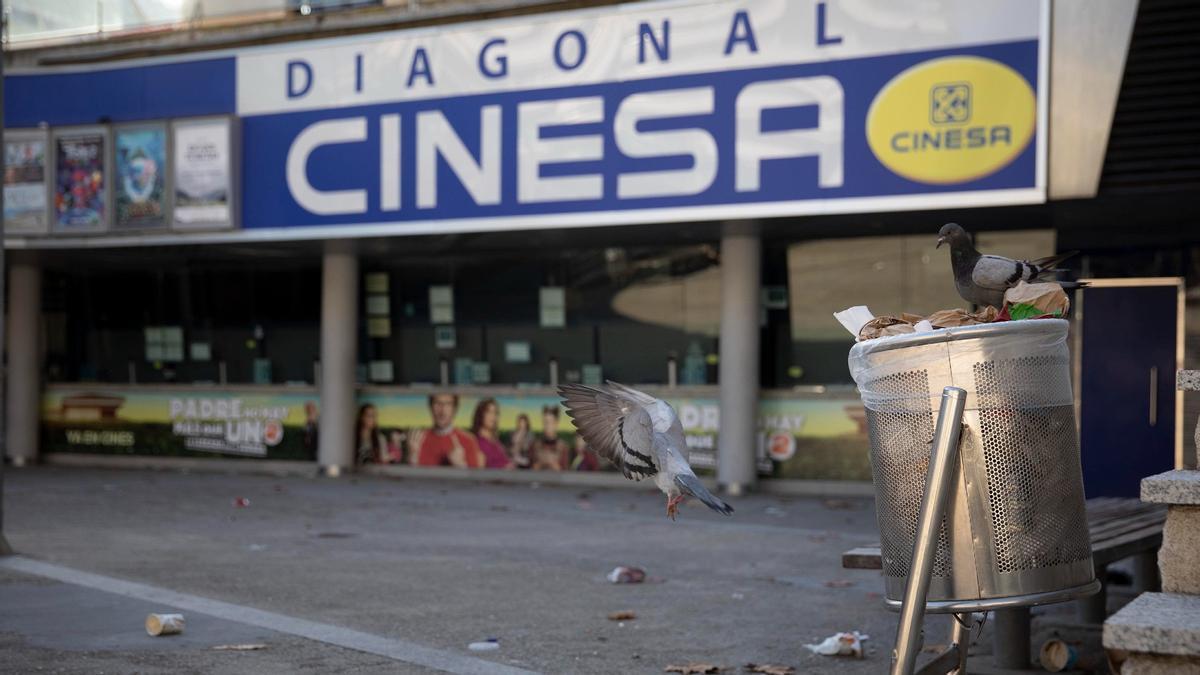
[774,229,1056,385]
[360,244,720,386]
[44,261,320,384]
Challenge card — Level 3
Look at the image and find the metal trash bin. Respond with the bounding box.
[849,319,1096,609]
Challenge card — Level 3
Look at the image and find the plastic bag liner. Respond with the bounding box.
[849,319,1072,412]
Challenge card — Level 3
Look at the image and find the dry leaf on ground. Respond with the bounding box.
[665,663,722,674]
[744,663,795,675]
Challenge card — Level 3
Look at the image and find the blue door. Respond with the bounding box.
[1079,281,1181,498]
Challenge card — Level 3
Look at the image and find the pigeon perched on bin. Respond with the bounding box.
[558,381,733,520]
[937,222,1079,309]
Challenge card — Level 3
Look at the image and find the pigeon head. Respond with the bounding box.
[936,223,969,249]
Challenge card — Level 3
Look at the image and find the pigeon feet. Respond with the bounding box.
[666,494,684,520]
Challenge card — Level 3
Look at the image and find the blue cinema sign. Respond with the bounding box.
[234,0,1047,234]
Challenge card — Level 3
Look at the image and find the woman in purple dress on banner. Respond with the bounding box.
[471,398,512,469]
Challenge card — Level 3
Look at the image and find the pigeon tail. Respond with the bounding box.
[674,474,734,516]
[1029,251,1079,276]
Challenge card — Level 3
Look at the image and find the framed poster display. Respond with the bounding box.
[113,122,169,230]
[170,116,237,230]
[3,128,50,235]
[51,126,111,234]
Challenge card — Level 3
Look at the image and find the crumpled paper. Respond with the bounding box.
[1003,281,1069,320]
[926,306,999,328]
[854,307,997,340]
[804,631,868,657]
[857,316,915,340]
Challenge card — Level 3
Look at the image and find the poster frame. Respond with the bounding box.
[49,124,112,235]
[168,114,239,232]
[3,127,51,236]
[111,119,172,232]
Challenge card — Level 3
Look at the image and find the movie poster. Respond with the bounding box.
[3,134,49,234]
[53,130,108,232]
[114,125,168,229]
[41,387,320,461]
[173,118,233,229]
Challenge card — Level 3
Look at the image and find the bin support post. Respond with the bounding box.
[913,614,973,675]
[891,386,967,675]
[993,608,1031,669]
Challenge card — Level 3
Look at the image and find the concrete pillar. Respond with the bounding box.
[6,258,41,467]
[717,220,761,495]
[317,243,358,476]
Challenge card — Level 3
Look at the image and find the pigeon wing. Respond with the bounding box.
[972,254,1024,292]
[559,383,658,480]
[604,380,658,406]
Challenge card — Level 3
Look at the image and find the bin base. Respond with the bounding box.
[883,579,1101,614]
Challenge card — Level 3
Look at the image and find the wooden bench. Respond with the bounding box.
[842,497,1167,667]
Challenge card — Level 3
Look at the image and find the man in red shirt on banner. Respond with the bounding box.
[408,393,484,468]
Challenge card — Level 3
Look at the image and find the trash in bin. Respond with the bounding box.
[833,306,875,338]
[1003,281,1069,320]
[836,290,1068,343]
[926,306,999,328]
[803,631,868,657]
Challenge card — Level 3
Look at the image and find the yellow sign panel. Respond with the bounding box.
[867,56,1035,185]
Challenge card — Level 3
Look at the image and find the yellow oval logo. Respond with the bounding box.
[867,56,1035,185]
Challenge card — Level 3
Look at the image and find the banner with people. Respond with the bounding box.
[369,390,872,479]
[41,385,869,479]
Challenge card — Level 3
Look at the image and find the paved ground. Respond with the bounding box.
[0,466,964,673]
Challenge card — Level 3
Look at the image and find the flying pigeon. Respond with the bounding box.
[558,381,734,520]
[937,222,1078,309]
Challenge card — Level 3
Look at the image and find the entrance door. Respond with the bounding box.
[1078,279,1183,498]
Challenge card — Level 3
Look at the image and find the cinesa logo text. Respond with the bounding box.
[866,56,1035,185]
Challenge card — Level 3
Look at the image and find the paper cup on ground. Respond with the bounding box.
[1039,639,1078,672]
[146,613,185,636]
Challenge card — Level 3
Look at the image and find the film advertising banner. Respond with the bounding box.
[172,118,234,229]
[52,129,108,233]
[114,125,168,230]
[41,388,320,460]
[357,390,869,479]
[3,131,49,235]
[40,386,869,479]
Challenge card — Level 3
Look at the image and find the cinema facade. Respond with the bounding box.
[5,0,1194,491]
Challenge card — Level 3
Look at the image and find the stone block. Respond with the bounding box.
[1178,370,1200,391]
[1122,653,1200,675]
[1161,506,1200,594]
[1143,470,1200,505]
[1104,592,1200,656]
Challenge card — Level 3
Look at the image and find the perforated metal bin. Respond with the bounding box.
[849,319,1096,610]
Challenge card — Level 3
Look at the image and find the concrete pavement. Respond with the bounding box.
[0,466,928,673]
